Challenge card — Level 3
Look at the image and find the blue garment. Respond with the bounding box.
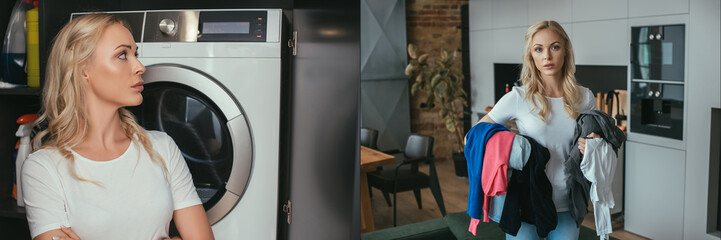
[505,212,580,240]
[489,194,507,223]
[464,122,509,219]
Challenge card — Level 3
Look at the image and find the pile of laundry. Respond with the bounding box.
[465,110,625,240]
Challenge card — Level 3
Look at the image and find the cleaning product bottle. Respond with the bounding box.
[15,113,38,207]
[12,140,19,200]
[0,0,34,86]
[25,0,39,88]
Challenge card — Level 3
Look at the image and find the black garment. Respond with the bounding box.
[565,110,627,227]
[499,136,557,237]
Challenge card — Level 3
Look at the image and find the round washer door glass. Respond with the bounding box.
[129,82,233,209]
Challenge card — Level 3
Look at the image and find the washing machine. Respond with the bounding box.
[72,9,283,239]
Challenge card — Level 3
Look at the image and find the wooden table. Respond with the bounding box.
[360,146,396,233]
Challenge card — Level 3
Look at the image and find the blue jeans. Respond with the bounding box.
[505,211,580,240]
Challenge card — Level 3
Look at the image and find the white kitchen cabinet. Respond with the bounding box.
[469,30,495,113]
[491,0,528,29]
[492,27,526,63]
[559,22,573,44]
[572,0,628,22]
[682,0,721,239]
[625,141,685,240]
[469,0,493,31]
[629,0,689,18]
[572,19,628,65]
[528,0,572,25]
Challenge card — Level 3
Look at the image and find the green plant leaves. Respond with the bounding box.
[408,43,418,59]
[434,82,446,101]
[444,86,453,100]
[405,64,415,77]
[424,95,435,109]
[405,43,469,150]
[439,69,449,77]
[447,51,456,64]
[418,53,428,64]
[444,101,452,110]
[446,118,456,132]
[431,74,442,87]
[411,82,420,95]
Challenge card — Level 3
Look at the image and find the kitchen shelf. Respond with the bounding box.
[0,88,41,96]
[0,197,26,219]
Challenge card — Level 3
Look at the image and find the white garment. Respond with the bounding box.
[488,86,597,211]
[509,135,530,171]
[581,138,617,240]
[22,131,201,240]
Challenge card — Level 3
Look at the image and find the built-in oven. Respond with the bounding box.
[629,81,683,139]
[631,24,685,82]
[629,24,685,140]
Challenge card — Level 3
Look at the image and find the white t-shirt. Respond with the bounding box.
[21,130,202,240]
[487,85,596,211]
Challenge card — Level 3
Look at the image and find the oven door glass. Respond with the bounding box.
[631,25,685,81]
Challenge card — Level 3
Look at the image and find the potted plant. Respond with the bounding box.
[404,43,469,177]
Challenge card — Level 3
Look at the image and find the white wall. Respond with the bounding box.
[684,0,721,239]
[468,0,721,239]
[468,0,636,114]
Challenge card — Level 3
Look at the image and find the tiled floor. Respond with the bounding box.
[369,157,648,239]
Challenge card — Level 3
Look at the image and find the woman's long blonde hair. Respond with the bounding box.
[34,14,168,182]
[520,20,582,122]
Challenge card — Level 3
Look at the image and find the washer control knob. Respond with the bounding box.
[159,19,176,35]
[648,90,654,97]
[655,91,661,97]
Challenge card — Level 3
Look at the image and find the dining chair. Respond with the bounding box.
[360,127,379,149]
[367,133,446,226]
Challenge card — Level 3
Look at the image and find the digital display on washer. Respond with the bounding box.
[202,22,250,34]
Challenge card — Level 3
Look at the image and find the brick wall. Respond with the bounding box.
[406,0,468,161]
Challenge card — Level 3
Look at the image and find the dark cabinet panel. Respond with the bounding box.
[282,1,360,239]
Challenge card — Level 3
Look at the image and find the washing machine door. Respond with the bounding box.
[128,64,253,225]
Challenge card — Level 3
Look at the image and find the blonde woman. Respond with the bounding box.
[21,14,214,240]
[477,20,598,239]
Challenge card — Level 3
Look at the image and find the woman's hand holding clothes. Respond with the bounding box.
[578,132,600,154]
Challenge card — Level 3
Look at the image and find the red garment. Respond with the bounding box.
[469,218,480,235]
[481,131,514,222]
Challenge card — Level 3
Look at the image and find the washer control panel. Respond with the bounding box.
[72,10,278,43]
[197,11,267,42]
[143,10,268,42]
